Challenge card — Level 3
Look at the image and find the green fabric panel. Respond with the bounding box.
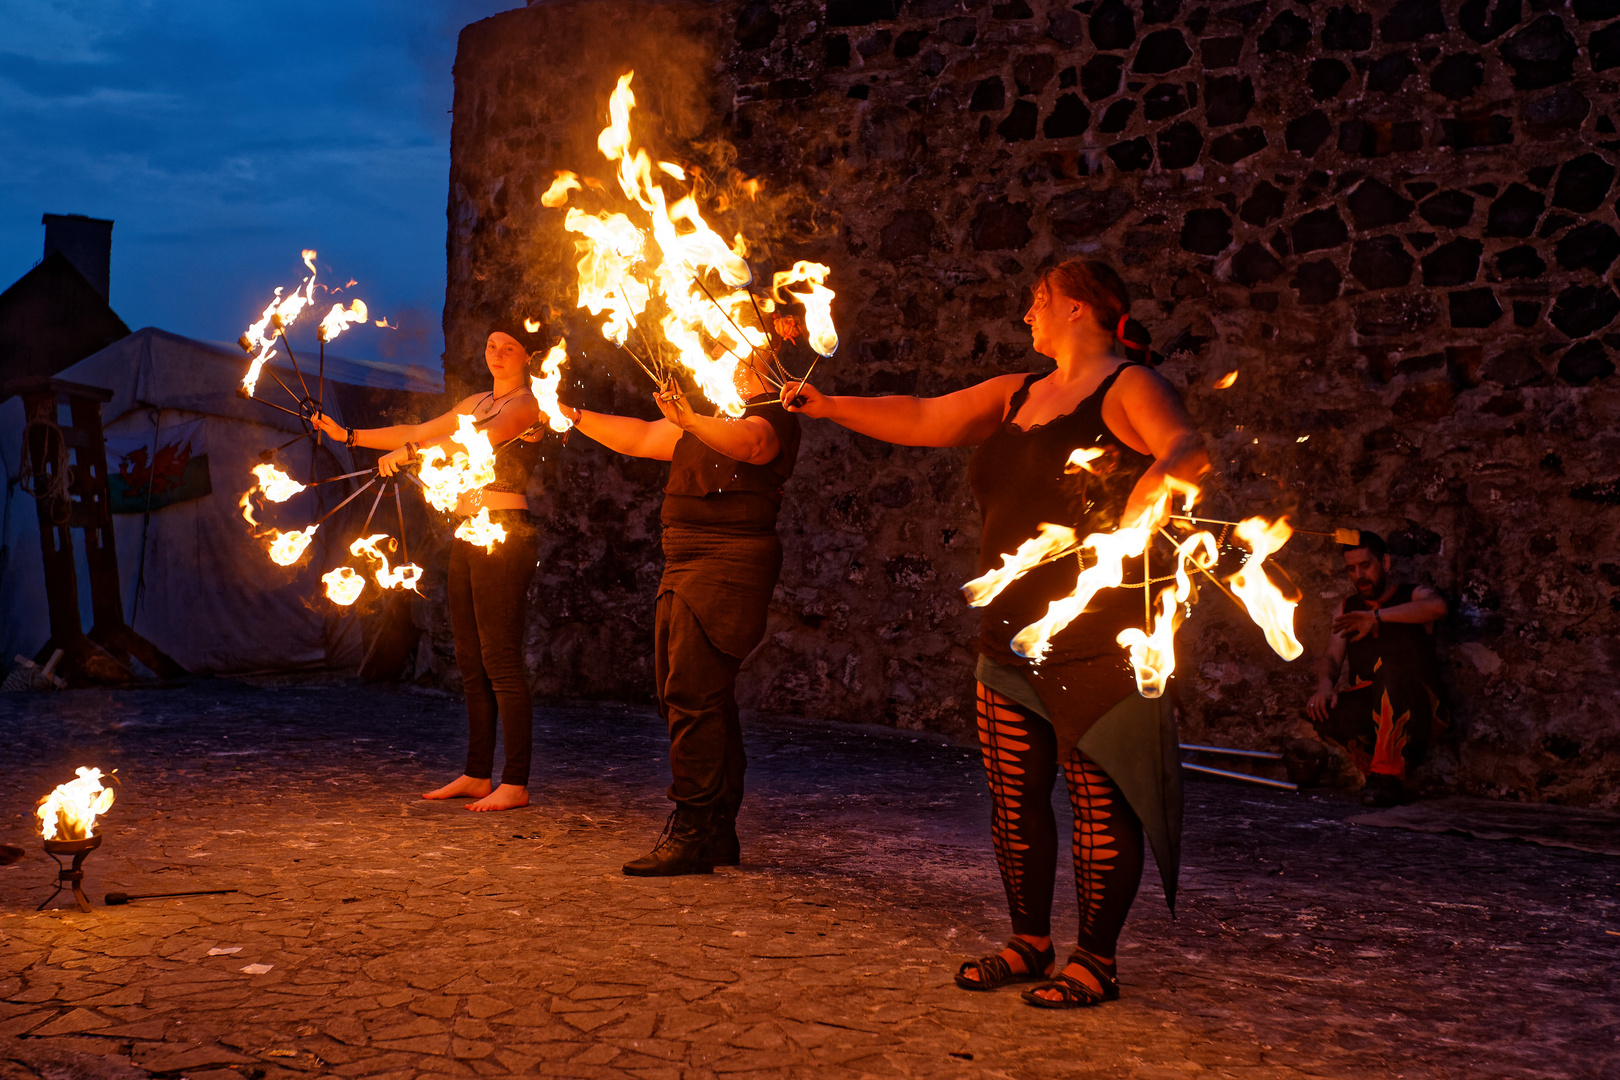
[974,653,1050,719]
[1077,690,1183,914]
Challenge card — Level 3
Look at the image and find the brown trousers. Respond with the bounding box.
[654,590,745,813]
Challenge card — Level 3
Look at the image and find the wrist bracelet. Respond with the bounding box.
[345,426,357,448]
[405,441,418,457]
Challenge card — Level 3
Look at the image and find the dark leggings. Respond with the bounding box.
[447,518,538,788]
[975,683,1144,957]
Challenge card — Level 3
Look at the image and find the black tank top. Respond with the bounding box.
[967,364,1154,667]
[486,437,541,494]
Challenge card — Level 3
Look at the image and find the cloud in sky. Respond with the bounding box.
[0,0,517,369]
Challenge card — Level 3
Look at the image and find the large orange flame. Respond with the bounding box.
[1116,530,1218,697]
[531,340,574,433]
[241,250,319,396]
[37,767,115,840]
[961,522,1078,608]
[267,525,318,566]
[250,463,306,503]
[547,71,839,417]
[417,415,498,514]
[1229,517,1304,660]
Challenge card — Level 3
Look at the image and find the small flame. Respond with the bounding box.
[322,565,365,606]
[417,415,498,513]
[1116,531,1218,697]
[1213,370,1239,389]
[267,525,319,566]
[962,522,1078,608]
[1229,517,1304,660]
[541,171,582,208]
[1064,447,1107,475]
[531,340,574,433]
[37,767,115,841]
[239,490,259,528]
[349,533,423,592]
[241,251,321,396]
[523,317,541,333]
[772,261,838,358]
[250,463,306,503]
[454,507,507,553]
[374,317,395,329]
[318,298,368,343]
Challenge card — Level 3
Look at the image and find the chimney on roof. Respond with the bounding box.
[42,213,114,302]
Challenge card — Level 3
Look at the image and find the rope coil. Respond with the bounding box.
[18,414,73,525]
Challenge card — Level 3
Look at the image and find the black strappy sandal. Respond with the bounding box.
[954,938,1056,992]
[1020,951,1121,1009]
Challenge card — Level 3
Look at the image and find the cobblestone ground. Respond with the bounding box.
[0,683,1614,1080]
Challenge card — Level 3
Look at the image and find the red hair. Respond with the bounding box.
[1038,259,1153,364]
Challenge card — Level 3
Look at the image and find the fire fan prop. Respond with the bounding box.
[234,261,575,605]
[36,767,116,913]
[541,71,839,415]
[962,480,1308,699]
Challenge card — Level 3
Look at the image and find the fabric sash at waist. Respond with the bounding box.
[658,526,783,660]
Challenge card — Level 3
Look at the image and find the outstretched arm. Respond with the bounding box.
[311,396,476,450]
[781,373,1027,448]
[560,403,682,461]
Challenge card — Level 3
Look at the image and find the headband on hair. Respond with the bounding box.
[487,319,544,357]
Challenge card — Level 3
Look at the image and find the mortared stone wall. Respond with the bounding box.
[440,0,1620,806]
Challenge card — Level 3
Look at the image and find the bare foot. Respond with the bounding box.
[467,784,529,812]
[422,775,492,800]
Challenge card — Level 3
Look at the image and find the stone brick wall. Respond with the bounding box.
[444,0,1620,806]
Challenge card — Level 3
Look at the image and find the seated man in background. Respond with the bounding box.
[1306,531,1449,807]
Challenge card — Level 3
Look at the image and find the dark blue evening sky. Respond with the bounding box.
[0,0,518,370]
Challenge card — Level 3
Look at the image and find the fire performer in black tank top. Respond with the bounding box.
[557,361,800,876]
[314,322,543,813]
[784,259,1209,1009]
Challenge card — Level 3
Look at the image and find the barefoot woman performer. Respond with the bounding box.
[556,360,799,876]
[785,260,1208,1007]
[314,323,543,813]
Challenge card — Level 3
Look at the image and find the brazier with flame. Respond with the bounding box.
[35,767,115,913]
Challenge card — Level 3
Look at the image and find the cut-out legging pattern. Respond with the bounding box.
[974,683,1145,956]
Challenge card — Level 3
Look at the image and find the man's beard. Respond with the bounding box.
[1355,576,1383,597]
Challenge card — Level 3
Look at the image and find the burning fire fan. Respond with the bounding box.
[541,71,839,416]
[963,470,1358,698]
[236,272,574,606]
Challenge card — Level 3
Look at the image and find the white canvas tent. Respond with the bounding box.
[0,327,441,675]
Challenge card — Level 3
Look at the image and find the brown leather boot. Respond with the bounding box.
[622,806,715,877]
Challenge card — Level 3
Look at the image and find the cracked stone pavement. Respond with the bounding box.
[0,682,1614,1079]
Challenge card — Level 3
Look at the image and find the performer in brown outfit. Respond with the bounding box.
[557,362,800,875]
[785,259,1208,1008]
[315,323,542,812]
